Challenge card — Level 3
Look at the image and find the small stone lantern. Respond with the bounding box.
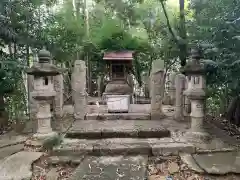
[183,48,210,142]
[26,49,62,148]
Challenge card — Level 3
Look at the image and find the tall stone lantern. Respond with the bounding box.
[26,49,62,147]
[183,48,210,142]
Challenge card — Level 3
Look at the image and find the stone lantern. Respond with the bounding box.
[183,48,210,142]
[26,49,62,145]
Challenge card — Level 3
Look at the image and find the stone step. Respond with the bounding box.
[68,155,148,180]
[52,138,195,156]
[66,120,170,139]
[86,113,150,120]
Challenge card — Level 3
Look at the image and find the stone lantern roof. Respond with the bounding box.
[26,48,63,76]
[181,48,205,75]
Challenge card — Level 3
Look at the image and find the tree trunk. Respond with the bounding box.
[0,95,8,133]
[179,0,187,67]
[225,96,240,126]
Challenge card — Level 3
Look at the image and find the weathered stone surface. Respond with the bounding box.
[0,151,43,180]
[148,175,166,180]
[0,144,24,160]
[193,152,240,174]
[71,60,87,120]
[46,168,58,180]
[194,137,236,153]
[174,73,186,121]
[94,138,151,155]
[48,155,84,165]
[86,112,150,120]
[28,73,37,132]
[104,80,132,95]
[180,153,204,173]
[150,60,166,119]
[152,142,195,156]
[0,135,27,148]
[53,74,63,122]
[65,104,175,115]
[168,162,179,174]
[53,139,95,156]
[69,155,148,180]
[52,137,198,156]
[66,120,170,139]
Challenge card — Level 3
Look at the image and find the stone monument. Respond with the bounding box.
[150,59,166,119]
[184,76,191,116]
[183,48,210,142]
[53,74,63,119]
[25,48,63,149]
[168,72,177,105]
[71,60,87,120]
[174,73,186,121]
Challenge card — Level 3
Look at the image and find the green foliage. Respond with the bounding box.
[1,0,239,118]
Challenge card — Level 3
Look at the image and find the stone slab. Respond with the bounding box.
[69,155,148,180]
[48,155,85,165]
[152,142,196,156]
[0,144,24,160]
[0,151,43,180]
[53,138,197,156]
[46,168,58,180]
[66,104,174,115]
[86,113,150,120]
[0,135,27,148]
[193,152,240,174]
[66,120,170,139]
[180,153,205,173]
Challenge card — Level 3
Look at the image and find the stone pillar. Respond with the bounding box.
[150,60,166,119]
[183,48,210,142]
[184,76,191,116]
[53,74,63,119]
[168,73,176,105]
[72,60,87,120]
[97,75,103,97]
[174,73,186,121]
[28,74,37,132]
[142,73,149,98]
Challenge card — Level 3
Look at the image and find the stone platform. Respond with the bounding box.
[66,120,174,139]
[53,138,195,156]
[69,155,148,180]
[86,112,150,120]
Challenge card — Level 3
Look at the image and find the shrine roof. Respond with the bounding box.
[103,51,134,60]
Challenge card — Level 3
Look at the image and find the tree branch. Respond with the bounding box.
[159,0,179,46]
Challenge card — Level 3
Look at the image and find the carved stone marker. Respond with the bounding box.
[28,74,37,132]
[72,60,87,120]
[150,60,166,119]
[168,72,177,105]
[174,73,186,121]
[53,74,63,119]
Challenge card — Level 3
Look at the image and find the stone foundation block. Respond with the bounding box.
[152,142,196,156]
